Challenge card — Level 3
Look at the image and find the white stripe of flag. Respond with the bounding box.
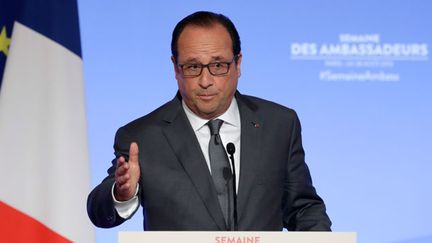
[0,5,95,243]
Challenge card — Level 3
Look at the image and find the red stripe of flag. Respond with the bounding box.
[0,201,72,243]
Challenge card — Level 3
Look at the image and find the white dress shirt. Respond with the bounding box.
[113,98,241,218]
[182,98,241,191]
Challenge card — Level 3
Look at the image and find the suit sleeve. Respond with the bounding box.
[282,112,332,231]
[86,126,139,228]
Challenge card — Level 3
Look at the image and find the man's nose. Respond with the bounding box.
[198,67,214,88]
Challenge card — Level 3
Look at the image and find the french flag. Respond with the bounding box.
[0,0,94,242]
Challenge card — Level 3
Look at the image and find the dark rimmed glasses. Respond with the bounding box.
[177,56,238,77]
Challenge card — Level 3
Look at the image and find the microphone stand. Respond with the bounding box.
[226,143,238,231]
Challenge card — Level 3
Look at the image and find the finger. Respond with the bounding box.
[117,182,131,193]
[116,174,130,185]
[129,142,139,165]
[116,156,126,169]
[115,160,129,177]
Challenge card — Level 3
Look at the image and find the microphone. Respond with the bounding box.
[226,142,238,231]
[227,142,235,155]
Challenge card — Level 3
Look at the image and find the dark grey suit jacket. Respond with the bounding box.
[87,91,331,231]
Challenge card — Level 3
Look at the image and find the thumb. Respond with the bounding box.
[129,142,139,165]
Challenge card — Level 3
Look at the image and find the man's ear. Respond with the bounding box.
[171,56,177,69]
[171,56,180,79]
[235,53,242,77]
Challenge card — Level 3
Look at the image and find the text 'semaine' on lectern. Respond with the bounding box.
[119,231,357,243]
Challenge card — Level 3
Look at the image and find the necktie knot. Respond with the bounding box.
[208,119,224,136]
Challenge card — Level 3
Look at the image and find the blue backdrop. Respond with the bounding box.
[78,1,432,243]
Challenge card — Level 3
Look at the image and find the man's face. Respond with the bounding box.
[172,24,242,120]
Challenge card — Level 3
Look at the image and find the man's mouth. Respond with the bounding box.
[197,93,216,101]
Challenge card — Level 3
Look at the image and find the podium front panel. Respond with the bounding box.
[119,231,356,243]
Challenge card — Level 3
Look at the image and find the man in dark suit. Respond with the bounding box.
[87,11,331,231]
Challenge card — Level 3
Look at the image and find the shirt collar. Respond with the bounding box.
[182,97,240,132]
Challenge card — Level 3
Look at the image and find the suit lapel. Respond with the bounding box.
[236,92,263,221]
[161,94,227,230]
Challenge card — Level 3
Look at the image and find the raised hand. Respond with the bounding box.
[114,142,140,201]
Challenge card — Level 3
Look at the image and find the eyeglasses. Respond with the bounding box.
[177,56,238,77]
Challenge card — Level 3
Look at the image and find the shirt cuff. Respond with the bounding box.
[112,183,139,219]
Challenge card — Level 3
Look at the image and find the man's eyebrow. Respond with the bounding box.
[211,56,226,61]
[182,57,200,63]
[181,56,228,63]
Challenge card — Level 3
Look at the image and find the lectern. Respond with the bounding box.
[119,232,356,243]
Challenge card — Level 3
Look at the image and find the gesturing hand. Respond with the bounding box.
[114,142,140,201]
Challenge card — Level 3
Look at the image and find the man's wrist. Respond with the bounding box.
[112,183,140,219]
[112,183,139,203]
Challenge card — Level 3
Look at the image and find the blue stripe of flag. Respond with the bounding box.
[0,0,18,87]
[1,0,82,89]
